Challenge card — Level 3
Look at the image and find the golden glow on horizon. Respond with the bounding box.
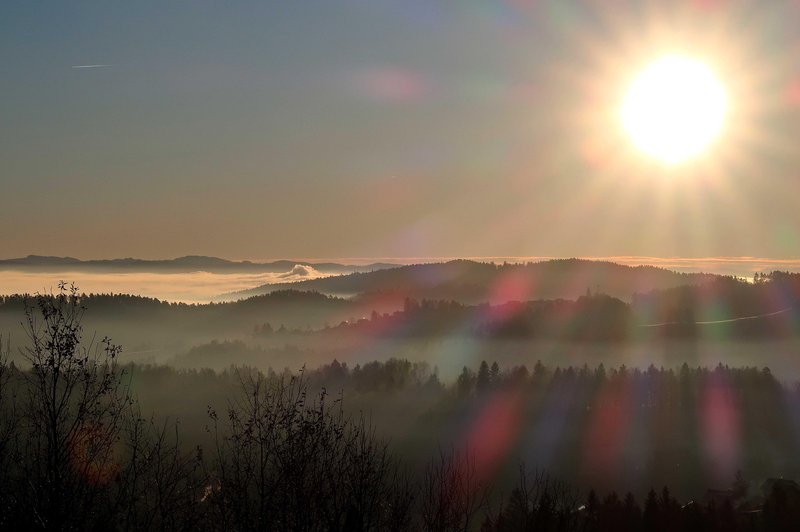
[621,55,727,164]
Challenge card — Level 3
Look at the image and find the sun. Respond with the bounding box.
[621,55,727,164]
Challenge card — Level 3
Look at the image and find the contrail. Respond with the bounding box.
[71,64,112,69]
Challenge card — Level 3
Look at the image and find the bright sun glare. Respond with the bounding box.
[621,55,727,164]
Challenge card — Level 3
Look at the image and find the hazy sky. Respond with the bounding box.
[2,1,800,260]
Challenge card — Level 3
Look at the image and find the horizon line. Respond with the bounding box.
[4,254,800,267]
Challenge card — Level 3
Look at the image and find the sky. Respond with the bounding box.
[2,0,800,261]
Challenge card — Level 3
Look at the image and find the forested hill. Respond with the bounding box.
[0,289,348,325]
[0,290,353,355]
[222,258,716,303]
[1,273,799,368]
[2,272,796,343]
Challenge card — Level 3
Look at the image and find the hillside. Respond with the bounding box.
[222,258,716,303]
[0,290,354,363]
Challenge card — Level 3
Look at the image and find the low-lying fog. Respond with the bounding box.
[1,256,799,304]
[164,337,800,383]
[0,267,327,303]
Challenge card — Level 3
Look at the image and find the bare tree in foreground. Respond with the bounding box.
[420,447,491,532]
[206,369,414,531]
[114,405,206,531]
[10,284,131,530]
[0,333,19,529]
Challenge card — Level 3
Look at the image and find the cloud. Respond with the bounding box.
[278,264,320,279]
[71,64,112,69]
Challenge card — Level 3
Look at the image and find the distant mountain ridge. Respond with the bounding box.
[0,255,396,274]
[222,258,718,303]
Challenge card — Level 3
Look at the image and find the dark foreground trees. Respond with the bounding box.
[0,287,414,531]
[0,284,131,529]
[421,447,490,532]
[482,465,581,532]
[5,287,800,530]
[205,371,414,531]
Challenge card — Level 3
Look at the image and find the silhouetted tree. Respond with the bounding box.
[732,470,748,500]
[421,447,489,532]
[115,409,205,530]
[622,492,642,532]
[0,334,18,529]
[7,284,131,530]
[482,465,580,532]
[457,367,475,398]
[763,479,800,532]
[477,361,491,393]
[490,362,500,385]
[206,370,413,531]
[642,489,659,531]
